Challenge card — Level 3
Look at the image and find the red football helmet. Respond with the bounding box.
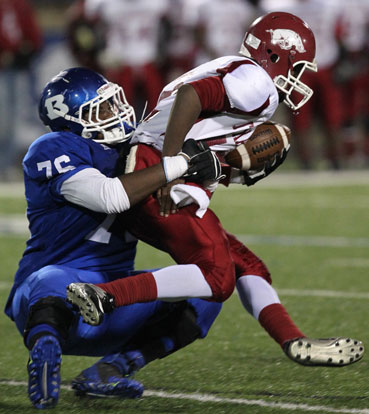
[239,11,317,111]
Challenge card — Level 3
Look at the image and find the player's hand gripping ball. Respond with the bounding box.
[224,122,291,171]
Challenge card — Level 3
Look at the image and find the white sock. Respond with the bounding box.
[236,275,280,319]
[153,264,212,300]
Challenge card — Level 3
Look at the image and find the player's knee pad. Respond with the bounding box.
[160,300,221,349]
[167,304,203,350]
[187,299,222,338]
[154,302,205,350]
[24,296,74,345]
[125,301,206,362]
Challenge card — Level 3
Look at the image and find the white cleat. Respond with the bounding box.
[285,337,364,366]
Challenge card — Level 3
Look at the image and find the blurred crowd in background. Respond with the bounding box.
[0,0,368,181]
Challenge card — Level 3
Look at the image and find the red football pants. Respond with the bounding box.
[120,144,271,302]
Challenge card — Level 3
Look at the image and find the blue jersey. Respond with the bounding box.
[5,131,137,318]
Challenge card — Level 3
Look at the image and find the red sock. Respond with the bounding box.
[97,272,158,306]
[258,303,305,348]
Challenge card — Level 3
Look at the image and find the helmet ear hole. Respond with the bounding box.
[266,49,280,63]
[270,53,280,63]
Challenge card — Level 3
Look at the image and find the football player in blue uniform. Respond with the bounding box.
[4,67,223,409]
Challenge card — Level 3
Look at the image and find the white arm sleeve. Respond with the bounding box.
[60,168,130,214]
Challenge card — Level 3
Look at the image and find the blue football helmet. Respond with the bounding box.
[39,67,136,145]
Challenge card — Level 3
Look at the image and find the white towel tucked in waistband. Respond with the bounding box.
[170,184,210,218]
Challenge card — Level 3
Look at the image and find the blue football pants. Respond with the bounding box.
[11,264,222,356]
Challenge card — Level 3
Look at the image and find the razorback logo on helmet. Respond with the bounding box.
[266,29,306,53]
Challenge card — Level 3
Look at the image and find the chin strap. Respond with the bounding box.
[85,125,133,145]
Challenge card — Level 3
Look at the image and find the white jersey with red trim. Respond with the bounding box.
[132,55,279,153]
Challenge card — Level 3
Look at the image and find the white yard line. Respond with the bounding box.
[325,258,369,268]
[222,171,369,189]
[0,182,25,197]
[276,289,369,300]
[237,235,369,248]
[0,171,368,198]
[1,216,369,249]
[1,281,368,302]
[1,380,368,413]
[0,215,28,236]
[144,390,369,414]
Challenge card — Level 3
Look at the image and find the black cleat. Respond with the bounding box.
[67,283,115,325]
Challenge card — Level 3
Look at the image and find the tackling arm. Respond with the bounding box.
[61,140,221,213]
[118,163,169,206]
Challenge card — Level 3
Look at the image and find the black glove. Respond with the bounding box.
[179,139,223,183]
[243,147,289,186]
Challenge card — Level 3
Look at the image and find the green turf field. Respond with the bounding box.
[0,173,368,414]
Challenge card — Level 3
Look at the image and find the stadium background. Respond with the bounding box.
[0,0,368,178]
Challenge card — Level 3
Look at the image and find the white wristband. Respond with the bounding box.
[162,155,188,182]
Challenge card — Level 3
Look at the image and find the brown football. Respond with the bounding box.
[224,121,291,171]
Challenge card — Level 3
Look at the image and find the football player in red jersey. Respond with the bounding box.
[68,13,364,391]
